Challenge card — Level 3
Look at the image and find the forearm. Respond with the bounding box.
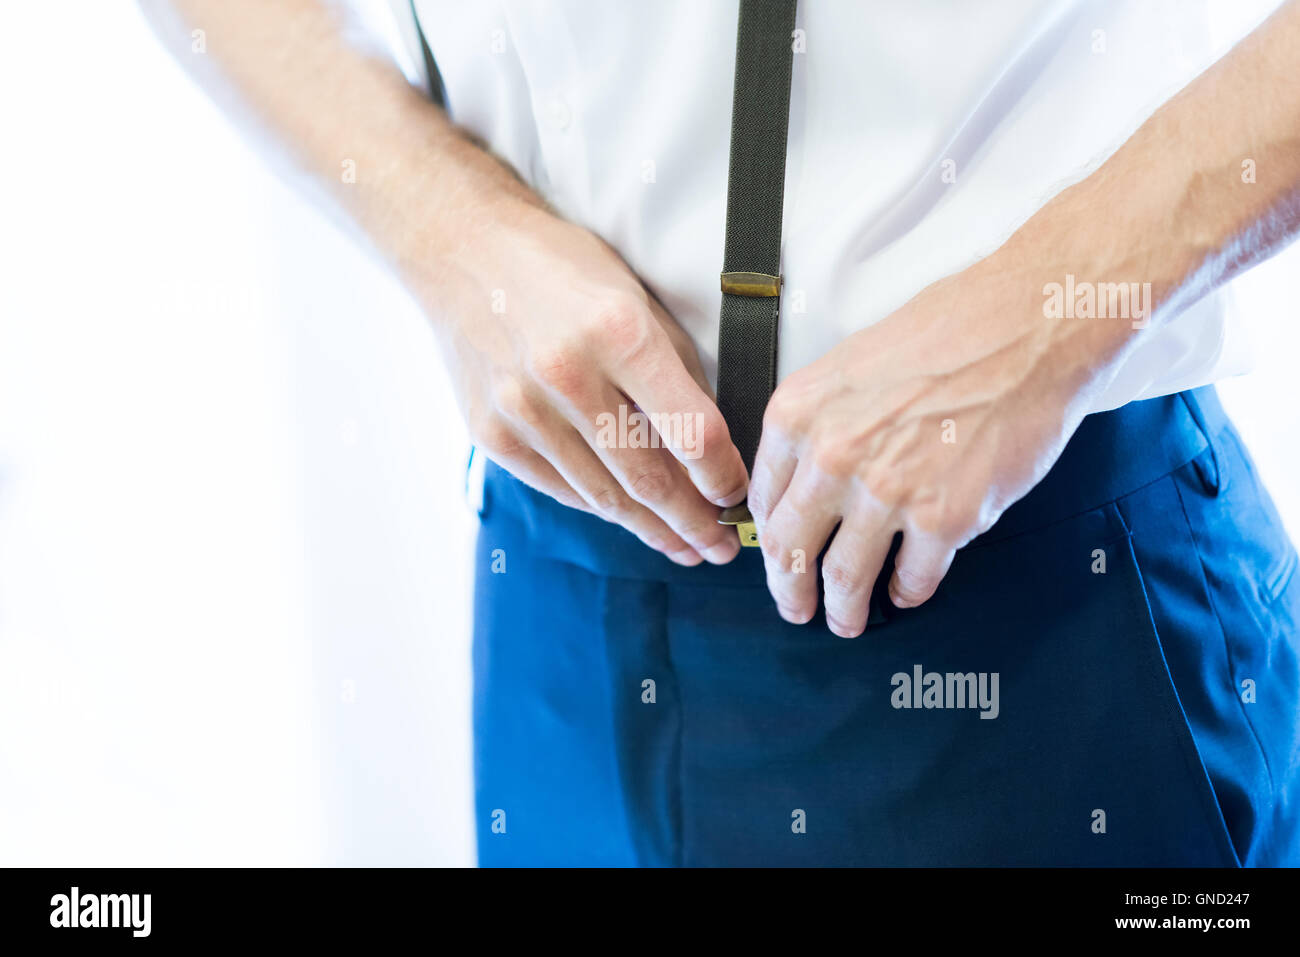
[999,0,1300,395]
[138,0,542,300]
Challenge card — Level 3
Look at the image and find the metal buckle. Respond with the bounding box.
[720,271,782,298]
[718,502,760,547]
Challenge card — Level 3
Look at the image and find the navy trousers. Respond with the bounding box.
[471,387,1300,866]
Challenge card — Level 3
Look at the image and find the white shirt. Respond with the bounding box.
[382,0,1267,412]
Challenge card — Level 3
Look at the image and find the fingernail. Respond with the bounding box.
[702,539,740,565]
[669,548,704,567]
[827,617,863,639]
[712,483,749,508]
[778,604,813,625]
[889,588,915,609]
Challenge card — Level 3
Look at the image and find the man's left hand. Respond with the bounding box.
[749,253,1126,637]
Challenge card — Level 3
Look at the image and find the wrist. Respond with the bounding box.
[372,119,548,305]
[986,172,1198,409]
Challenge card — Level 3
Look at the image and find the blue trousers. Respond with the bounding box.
[471,387,1300,866]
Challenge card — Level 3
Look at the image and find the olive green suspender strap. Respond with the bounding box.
[716,0,798,546]
[410,1,447,107]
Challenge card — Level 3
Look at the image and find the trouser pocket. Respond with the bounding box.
[1120,425,1300,866]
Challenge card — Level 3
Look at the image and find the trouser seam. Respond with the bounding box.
[1169,475,1277,805]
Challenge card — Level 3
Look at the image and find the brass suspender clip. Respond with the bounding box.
[720,271,782,298]
[717,271,778,544]
[719,502,760,547]
[717,271,778,546]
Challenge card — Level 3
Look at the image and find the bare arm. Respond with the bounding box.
[139,0,750,567]
[137,0,534,284]
[1023,0,1300,388]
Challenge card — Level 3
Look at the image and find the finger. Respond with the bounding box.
[576,386,742,564]
[614,313,749,508]
[748,423,799,527]
[820,505,895,639]
[759,461,844,624]
[473,415,596,514]
[511,411,706,567]
[656,302,716,399]
[487,445,592,515]
[889,529,956,608]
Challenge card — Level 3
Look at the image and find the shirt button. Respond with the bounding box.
[546,96,571,131]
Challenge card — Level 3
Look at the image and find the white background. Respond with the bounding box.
[0,1,1295,866]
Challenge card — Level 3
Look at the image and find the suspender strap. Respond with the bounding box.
[716,0,798,545]
[410,0,448,107]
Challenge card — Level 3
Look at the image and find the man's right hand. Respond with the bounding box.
[137,0,747,565]
[424,198,748,566]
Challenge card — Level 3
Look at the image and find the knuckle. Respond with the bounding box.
[592,299,653,358]
[490,376,542,427]
[760,533,793,570]
[766,371,817,425]
[638,534,671,553]
[936,517,969,544]
[528,345,586,397]
[628,467,674,506]
[694,408,731,452]
[689,410,731,464]
[862,468,905,506]
[471,417,525,460]
[783,477,829,517]
[676,518,720,544]
[929,501,974,541]
[810,438,855,481]
[821,560,863,595]
[590,485,630,516]
[694,423,746,497]
[763,390,797,433]
[893,564,939,601]
[488,375,526,415]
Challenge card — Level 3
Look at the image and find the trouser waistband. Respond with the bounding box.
[479,386,1228,586]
